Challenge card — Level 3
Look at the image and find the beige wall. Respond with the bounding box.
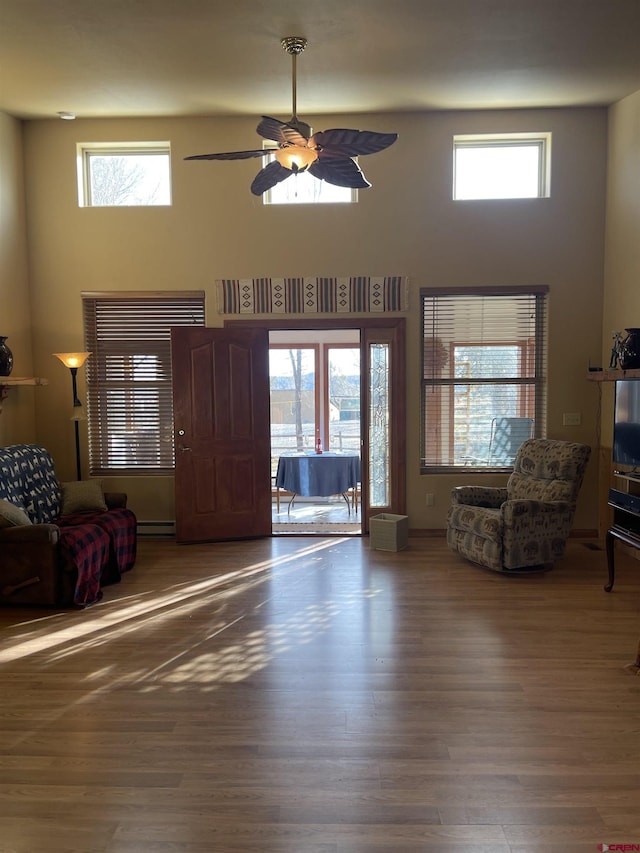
[10,107,608,529]
[604,91,640,339]
[599,90,640,527]
[0,113,36,445]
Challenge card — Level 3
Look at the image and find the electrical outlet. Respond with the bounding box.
[562,412,581,426]
[426,493,435,507]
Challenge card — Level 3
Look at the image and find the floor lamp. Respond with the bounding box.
[53,352,91,481]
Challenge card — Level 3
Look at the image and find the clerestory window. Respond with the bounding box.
[77,142,172,207]
[453,133,551,200]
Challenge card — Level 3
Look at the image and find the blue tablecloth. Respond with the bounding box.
[276,453,361,497]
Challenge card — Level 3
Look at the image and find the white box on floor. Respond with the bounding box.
[369,513,409,551]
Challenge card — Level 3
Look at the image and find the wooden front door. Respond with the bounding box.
[171,326,271,543]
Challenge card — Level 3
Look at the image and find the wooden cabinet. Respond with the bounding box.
[584,369,640,589]
[606,472,640,591]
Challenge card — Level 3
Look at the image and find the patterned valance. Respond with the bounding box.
[216,276,408,315]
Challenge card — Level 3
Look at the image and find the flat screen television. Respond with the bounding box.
[613,380,640,470]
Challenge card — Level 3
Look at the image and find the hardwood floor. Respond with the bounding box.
[1,536,640,852]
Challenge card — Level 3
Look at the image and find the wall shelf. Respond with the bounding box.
[0,377,48,413]
[586,368,640,382]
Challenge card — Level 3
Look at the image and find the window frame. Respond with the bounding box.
[324,344,361,453]
[453,132,551,200]
[269,344,321,466]
[82,291,205,476]
[77,141,172,207]
[420,287,548,474]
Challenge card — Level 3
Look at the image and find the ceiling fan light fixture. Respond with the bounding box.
[275,145,318,172]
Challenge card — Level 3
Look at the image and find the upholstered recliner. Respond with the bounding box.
[447,439,591,572]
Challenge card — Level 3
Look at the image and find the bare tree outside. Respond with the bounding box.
[87,153,170,206]
[288,348,305,451]
[269,347,316,462]
[328,361,359,411]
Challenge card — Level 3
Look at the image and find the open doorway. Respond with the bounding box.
[224,315,406,539]
[172,318,406,544]
[269,329,362,535]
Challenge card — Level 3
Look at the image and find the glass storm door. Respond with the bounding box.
[361,324,406,529]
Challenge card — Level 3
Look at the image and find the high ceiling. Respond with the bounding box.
[1,0,639,121]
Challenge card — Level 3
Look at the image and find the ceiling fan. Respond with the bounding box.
[185,36,398,196]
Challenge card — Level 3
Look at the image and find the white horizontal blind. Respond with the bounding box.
[83,294,205,475]
[421,288,547,471]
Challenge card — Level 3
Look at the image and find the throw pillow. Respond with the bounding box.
[0,499,32,528]
[61,480,107,515]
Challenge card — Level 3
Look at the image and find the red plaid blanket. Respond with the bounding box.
[55,523,110,607]
[55,508,137,607]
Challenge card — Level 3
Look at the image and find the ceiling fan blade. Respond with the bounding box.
[250,159,293,196]
[257,116,310,147]
[185,149,270,161]
[308,158,371,189]
[311,128,398,159]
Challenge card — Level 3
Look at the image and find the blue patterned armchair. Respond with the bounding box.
[447,439,591,572]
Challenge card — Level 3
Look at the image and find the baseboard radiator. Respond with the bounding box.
[137,520,176,538]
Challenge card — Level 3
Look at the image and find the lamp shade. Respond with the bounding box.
[53,352,91,369]
[275,145,318,172]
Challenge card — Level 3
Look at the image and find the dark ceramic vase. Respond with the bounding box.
[619,328,640,370]
[0,336,13,376]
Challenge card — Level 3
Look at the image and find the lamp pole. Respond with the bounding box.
[70,366,82,480]
[53,352,92,481]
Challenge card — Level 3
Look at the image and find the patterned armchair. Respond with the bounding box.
[447,439,591,572]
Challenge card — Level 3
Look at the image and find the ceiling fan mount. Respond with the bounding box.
[281,36,307,56]
[185,37,398,196]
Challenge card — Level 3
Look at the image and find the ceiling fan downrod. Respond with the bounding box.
[281,36,310,138]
